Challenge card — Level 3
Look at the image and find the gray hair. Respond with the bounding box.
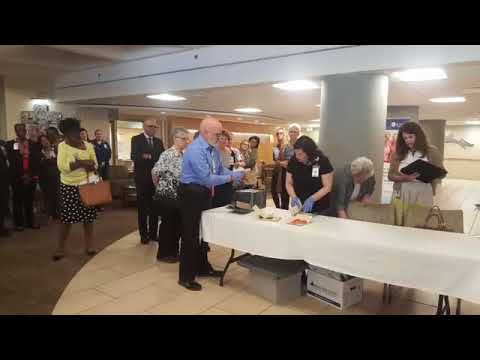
[288,123,301,132]
[171,127,189,139]
[351,157,374,177]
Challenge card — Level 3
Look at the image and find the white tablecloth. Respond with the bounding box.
[201,206,480,304]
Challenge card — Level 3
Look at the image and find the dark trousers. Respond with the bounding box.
[154,196,180,259]
[272,191,289,210]
[178,183,213,282]
[11,180,36,227]
[98,165,109,180]
[212,182,233,208]
[135,179,158,241]
[40,177,60,219]
[271,168,289,210]
[0,182,9,230]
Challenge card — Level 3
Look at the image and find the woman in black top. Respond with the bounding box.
[286,136,334,215]
[39,135,61,222]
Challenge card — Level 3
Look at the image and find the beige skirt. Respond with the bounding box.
[392,182,433,226]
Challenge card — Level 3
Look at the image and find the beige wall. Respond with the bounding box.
[444,159,480,180]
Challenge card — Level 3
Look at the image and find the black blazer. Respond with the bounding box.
[130,134,164,185]
[0,141,9,185]
[5,140,41,183]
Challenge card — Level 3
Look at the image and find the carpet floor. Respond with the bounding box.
[0,202,138,315]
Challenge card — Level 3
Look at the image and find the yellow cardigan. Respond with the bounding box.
[57,141,98,186]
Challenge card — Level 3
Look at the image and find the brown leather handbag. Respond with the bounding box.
[416,206,452,232]
[79,172,112,207]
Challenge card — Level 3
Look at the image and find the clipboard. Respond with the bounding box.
[400,159,447,183]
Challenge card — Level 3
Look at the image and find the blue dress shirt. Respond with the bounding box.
[180,135,233,188]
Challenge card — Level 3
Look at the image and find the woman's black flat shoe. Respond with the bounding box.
[86,250,97,256]
[52,254,65,261]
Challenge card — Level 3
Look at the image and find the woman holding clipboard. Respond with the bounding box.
[388,122,445,225]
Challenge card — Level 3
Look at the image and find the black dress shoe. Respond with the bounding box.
[157,255,179,264]
[52,254,65,261]
[0,229,11,238]
[178,280,202,291]
[198,269,223,277]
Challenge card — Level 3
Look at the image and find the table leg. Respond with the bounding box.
[436,295,451,315]
[456,299,462,315]
[382,283,388,304]
[219,249,251,287]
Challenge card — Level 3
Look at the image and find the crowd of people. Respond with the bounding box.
[0,114,445,294]
[0,121,112,249]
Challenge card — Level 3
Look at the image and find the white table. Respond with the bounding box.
[201,206,480,314]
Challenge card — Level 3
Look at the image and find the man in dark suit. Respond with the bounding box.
[0,139,11,237]
[5,124,41,231]
[131,118,164,244]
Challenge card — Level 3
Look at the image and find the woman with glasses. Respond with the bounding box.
[152,128,190,263]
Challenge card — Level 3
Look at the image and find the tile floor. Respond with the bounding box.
[52,179,480,315]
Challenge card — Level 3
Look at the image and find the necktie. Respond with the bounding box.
[208,146,215,197]
[148,137,153,148]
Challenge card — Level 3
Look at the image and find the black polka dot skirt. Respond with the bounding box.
[59,183,97,225]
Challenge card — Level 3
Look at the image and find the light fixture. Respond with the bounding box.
[31,98,50,105]
[429,97,466,103]
[160,112,166,115]
[465,120,480,125]
[316,104,321,107]
[147,94,186,101]
[391,68,447,82]
[234,108,263,114]
[308,124,320,128]
[310,119,321,122]
[272,80,319,91]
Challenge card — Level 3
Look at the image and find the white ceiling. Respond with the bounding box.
[0,45,207,94]
[75,62,480,127]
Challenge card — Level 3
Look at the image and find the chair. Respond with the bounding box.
[348,202,397,304]
[109,165,135,199]
[405,206,464,315]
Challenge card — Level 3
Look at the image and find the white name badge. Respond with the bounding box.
[104,144,108,149]
[312,165,320,178]
[13,143,19,151]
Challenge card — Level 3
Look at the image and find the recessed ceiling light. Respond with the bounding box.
[465,120,480,125]
[429,97,466,103]
[316,104,321,107]
[147,94,186,101]
[273,80,319,91]
[234,108,262,114]
[161,112,166,115]
[391,68,447,82]
[310,119,321,122]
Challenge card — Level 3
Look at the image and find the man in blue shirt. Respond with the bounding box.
[92,129,112,180]
[178,116,245,291]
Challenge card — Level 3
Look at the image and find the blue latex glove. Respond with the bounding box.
[302,196,316,213]
[232,171,246,182]
[290,197,302,209]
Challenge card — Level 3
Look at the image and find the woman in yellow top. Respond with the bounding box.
[53,118,99,261]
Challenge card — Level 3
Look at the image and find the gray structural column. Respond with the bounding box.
[0,77,6,140]
[419,119,446,162]
[318,73,389,202]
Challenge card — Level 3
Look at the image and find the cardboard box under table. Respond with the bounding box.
[307,266,363,310]
[238,256,307,304]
